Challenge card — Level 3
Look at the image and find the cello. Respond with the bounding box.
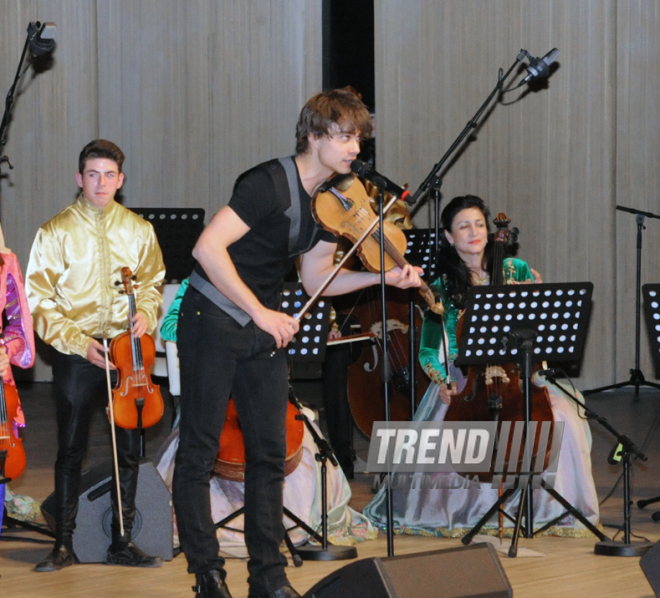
[213,397,305,482]
[109,267,164,430]
[443,213,555,480]
[333,286,430,437]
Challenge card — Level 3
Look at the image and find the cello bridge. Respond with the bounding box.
[484,365,510,385]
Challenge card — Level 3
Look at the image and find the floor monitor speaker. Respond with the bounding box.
[641,540,660,597]
[41,459,173,563]
[303,543,512,598]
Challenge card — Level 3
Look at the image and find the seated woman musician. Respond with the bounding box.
[363,194,599,537]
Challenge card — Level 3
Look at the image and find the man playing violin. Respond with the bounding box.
[26,139,166,572]
[173,87,422,598]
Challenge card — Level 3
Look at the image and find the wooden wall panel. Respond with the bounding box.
[374,1,635,389]
[615,1,660,384]
[1,1,98,264]
[2,0,660,389]
[0,0,322,380]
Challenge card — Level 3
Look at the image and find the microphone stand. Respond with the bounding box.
[0,26,33,179]
[376,186,395,557]
[408,50,527,208]
[1,22,56,208]
[545,369,652,556]
[584,206,660,400]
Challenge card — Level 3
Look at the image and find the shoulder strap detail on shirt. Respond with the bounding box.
[189,269,251,327]
[278,156,301,255]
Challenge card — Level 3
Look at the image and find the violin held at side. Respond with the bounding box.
[109,267,164,430]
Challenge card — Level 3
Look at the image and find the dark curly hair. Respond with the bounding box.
[436,195,493,309]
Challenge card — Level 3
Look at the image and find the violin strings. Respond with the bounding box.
[0,385,9,442]
[129,293,145,378]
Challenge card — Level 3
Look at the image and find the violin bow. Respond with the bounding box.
[103,334,125,537]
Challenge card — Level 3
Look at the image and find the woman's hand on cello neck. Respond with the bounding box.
[439,380,458,405]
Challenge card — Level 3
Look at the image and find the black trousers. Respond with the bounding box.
[52,351,141,545]
[173,287,289,594]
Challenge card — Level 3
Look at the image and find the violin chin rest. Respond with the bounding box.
[324,173,354,192]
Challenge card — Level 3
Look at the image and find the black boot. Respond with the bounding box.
[247,584,301,598]
[193,570,233,598]
[106,538,164,568]
[34,542,79,572]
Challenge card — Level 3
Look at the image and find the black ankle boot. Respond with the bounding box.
[34,542,79,572]
[247,585,302,598]
[193,570,233,598]
[106,541,164,567]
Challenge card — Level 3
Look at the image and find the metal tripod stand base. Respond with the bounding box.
[295,544,357,561]
[594,539,653,557]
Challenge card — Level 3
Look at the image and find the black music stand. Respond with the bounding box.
[454,282,605,556]
[280,283,355,560]
[584,206,660,400]
[642,284,660,379]
[128,207,204,437]
[279,283,331,364]
[128,207,205,283]
[403,228,438,283]
[401,228,441,419]
[636,284,660,521]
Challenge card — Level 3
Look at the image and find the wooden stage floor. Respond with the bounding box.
[2,382,660,597]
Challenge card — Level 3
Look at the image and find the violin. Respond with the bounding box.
[213,397,305,482]
[312,174,443,315]
[109,267,164,430]
[444,213,554,480]
[0,379,25,483]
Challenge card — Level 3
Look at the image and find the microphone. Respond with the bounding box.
[521,48,559,84]
[350,159,412,204]
[27,21,57,57]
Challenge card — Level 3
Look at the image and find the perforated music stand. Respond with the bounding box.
[403,228,438,282]
[642,284,660,378]
[129,207,205,283]
[635,284,660,521]
[454,282,605,556]
[279,282,332,364]
[278,283,356,560]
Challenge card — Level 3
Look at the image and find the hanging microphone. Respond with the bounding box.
[350,159,411,204]
[27,21,57,57]
[521,48,560,84]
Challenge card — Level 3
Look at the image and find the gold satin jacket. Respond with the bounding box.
[26,195,165,358]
